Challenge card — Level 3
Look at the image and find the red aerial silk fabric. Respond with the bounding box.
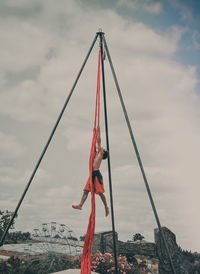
[81,50,101,274]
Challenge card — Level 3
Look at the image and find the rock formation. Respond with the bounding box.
[155,227,184,274]
[92,231,118,253]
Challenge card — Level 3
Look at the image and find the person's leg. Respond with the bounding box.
[72,190,89,210]
[99,193,109,216]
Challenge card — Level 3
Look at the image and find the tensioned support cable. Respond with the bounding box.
[0,33,98,247]
[98,31,118,274]
[102,35,177,274]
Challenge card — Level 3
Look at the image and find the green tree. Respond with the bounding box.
[80,235,85,241]
[0,210,16,244]
[132,233,144,241]
[0,210,15,234]
[0,209,31,244]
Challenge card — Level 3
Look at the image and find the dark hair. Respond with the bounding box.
[103,150,109,160]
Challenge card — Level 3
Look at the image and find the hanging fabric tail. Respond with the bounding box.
[81,50,101,274]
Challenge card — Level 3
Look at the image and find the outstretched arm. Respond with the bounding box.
[96,127,101,151]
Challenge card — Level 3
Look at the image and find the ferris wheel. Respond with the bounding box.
[31,222,81,256]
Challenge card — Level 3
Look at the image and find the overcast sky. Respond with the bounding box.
[0,0,200,252]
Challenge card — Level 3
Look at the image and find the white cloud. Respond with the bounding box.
[0,9,182,124]
[0,131,25,159]
[0,19,53,72]
[117,0,137,9]
[117,0,163,14]
[0,72,6,87]
[192,30,200,50]
[0,0,200,252]
[143,2,162,14]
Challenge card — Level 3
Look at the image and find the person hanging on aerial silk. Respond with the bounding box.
[72,127,109,217]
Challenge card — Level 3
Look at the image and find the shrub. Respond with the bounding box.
[91,251,138,273]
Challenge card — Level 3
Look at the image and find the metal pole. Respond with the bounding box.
[103,35,176,274]
[0,33,98,247]
[98,31,118,274]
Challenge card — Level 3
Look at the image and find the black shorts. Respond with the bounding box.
[92,170,103,184]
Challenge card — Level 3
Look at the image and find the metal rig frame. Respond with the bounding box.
[0,30,176,274]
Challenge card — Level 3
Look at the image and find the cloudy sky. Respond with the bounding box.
[0,0,200,252]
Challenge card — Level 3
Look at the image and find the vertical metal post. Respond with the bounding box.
[0,33,98,247]
[98,31,118,274]
[103,35,176,274]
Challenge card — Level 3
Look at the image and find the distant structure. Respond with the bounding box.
[154,227,182,274]
[91,227,190,273]
[0,222,82,259]
[32,222,81,256]
[92,230,158,273]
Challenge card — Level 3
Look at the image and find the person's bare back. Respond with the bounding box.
[93,148,104,170]
[93,128,104,170]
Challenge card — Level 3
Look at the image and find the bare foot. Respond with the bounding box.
[105,206,109,217]
[72,205,82,210]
